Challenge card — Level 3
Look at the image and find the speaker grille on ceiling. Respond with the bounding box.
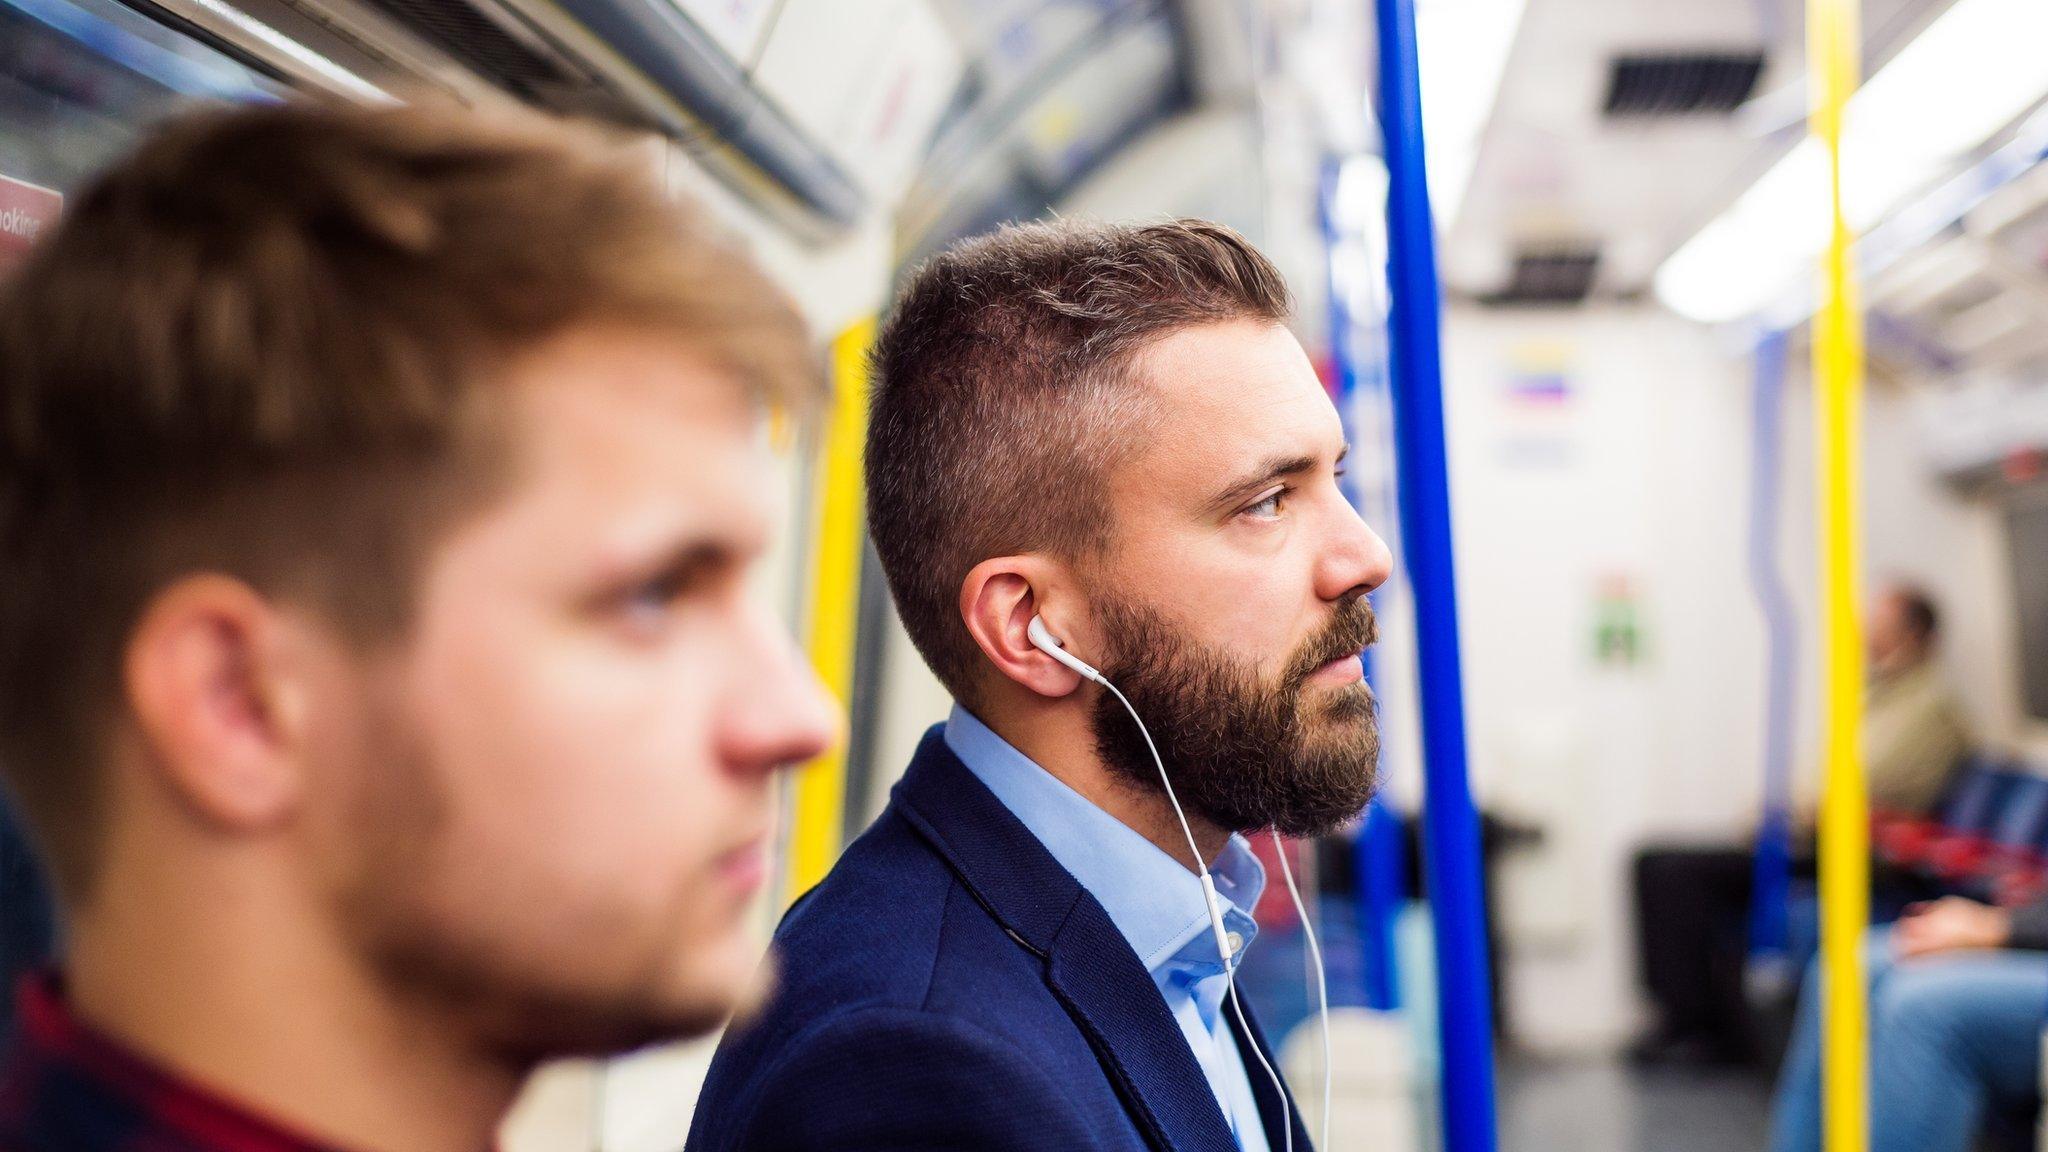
[1482,246,1602,307]
[1602,51,1766,117]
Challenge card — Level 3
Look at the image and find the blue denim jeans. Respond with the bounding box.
[1768,928,2048,1152]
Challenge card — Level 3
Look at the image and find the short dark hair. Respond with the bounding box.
[1896,585,1940,644]
[865,218,1290,703]
[0,99,817,897]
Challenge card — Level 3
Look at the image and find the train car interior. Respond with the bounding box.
[3,0,2047,1150]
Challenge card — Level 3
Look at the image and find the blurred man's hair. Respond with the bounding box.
[1896,584,1940,645]
[865,218,1289,705]
[0,99,818,898]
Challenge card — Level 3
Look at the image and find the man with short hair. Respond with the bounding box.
[0,100,836,1152]
[1861,584,1969,816]
[688,219,1390,1152]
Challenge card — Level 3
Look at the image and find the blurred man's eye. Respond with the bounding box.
[608,545,730,637]
[625,571,695,617]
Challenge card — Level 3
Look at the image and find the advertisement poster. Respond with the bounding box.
[0,174,63,273]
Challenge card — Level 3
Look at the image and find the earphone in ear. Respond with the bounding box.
[1025,613,1324,1152]
[1027,615,1103,684]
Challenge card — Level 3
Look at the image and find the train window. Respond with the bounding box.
[0,0,284,258]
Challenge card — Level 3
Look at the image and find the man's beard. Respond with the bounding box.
[1087,593,1381,838]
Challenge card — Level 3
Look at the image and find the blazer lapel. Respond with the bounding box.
[892,727,1242,1152]
[1043,900,1243,1152]
[1227,994,1314,1152]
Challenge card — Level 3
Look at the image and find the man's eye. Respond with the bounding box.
[1245,488,1287,519]
[629,576,683,611]
[618,567,710,627]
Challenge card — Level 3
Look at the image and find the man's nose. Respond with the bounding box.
[720,608,841,778]
[1317,500,1395,604]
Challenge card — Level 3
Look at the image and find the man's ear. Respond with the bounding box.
[960,557,1089,698]
[123,574,310,830]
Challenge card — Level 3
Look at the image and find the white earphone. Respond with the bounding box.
[1027,614,1330,1152]
[1027,614,1104,683]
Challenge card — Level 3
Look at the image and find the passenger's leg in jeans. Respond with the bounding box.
[1868,951,2048,1152]
[1768,930,1891,1152]
[1767,929,2048,1152]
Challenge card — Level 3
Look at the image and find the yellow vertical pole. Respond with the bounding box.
[1810,0,1868,1148]
[785,318,876,904]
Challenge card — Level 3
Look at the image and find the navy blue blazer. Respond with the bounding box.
[686,727,1311,1152]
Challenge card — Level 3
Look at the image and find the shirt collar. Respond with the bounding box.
[944,705,1264,983]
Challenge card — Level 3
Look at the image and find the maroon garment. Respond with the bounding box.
[0,974,348,1152]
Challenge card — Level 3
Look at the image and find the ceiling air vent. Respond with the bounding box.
[1602,51,1766,117]
[1481,245,1602,307]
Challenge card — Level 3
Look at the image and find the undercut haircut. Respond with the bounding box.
[0,99,819,898]
[866,218,1290,705]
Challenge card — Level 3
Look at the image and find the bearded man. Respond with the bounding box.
[687,219,1391,1152]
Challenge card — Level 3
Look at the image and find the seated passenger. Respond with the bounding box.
[687,219,1390,1152]
[0,101,835,1151]
[1630,583,1970,1065]
[1768,895,2048,1152]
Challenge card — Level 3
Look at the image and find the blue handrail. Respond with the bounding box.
[1355,798,1408,1011]
[1747,330,1799,960]
[1372,0,1499,1148]
[1318,158,1406,1013]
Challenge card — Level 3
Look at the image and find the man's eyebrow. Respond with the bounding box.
[650,538,739,576]
[1208,444,1348,510]
[590,532,747,592]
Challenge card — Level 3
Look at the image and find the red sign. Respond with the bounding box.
[0,174,63,273]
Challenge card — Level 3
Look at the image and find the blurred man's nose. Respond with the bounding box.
[721,608,840,778]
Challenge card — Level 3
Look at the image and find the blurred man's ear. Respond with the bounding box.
[124,575,310,830]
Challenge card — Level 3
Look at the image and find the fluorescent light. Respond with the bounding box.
[1655,139,1829,323]
[1654,0,2048,324]
[1415,0,1528,227]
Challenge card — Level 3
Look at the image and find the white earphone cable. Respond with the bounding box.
[1101,678,1298,1152]
[1100,680,1207,874]
[1227,976,1295,1152]
[1271,828,1331,1152]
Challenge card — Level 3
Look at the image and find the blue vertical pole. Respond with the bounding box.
[1747,330,1798,963]
[1372,0,1499,1148]
[1355,798,1409,1010]
[1320,158,1406,1014]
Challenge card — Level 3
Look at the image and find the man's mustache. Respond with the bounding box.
[1282,598,1379,689]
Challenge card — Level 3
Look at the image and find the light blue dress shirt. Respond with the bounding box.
[945,705,1274,1152]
